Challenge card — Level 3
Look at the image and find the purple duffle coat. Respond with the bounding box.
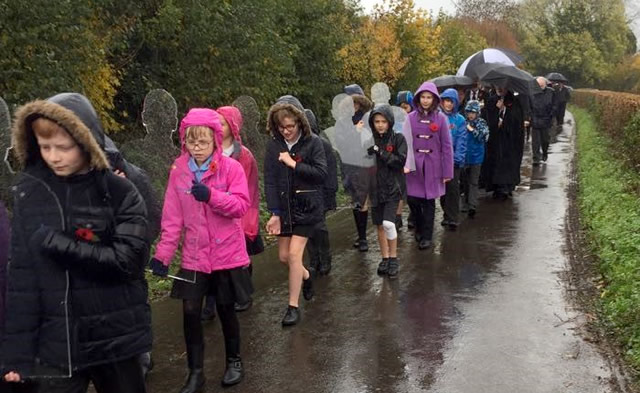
[403,82,454,200]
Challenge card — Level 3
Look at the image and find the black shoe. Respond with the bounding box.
[201,306,216,321]
[282,305,300,326]
[221,357,244,387]
[353,238,360,248]
[303,268,314,301]
[319,259,332,276]
[447,223,457,231]
[468,208,476,219]
[358,239,369,252]
[179,368,205,393]
[387,258,398,278]
[234,299,252,312]
[440,220,449,227]
[542,153,548,162]
[418,239,432,250]
[532,161,541,167]
[377,258,389,275]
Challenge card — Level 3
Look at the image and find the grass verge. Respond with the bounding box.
[573,105,640,372]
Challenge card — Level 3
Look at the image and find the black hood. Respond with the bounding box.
[368,104,395,131]
[47,93,106,149]
[304,109,320,135]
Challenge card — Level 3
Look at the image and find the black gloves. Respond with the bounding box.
[191,180,211,202]
[367,145,379,156]
[148,257,168,277]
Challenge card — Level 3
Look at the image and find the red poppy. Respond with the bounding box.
[430,123,439,132]
[75,228,94,242]
[208,160,218,173]
[293,155,303,163]
[385,145,394,152]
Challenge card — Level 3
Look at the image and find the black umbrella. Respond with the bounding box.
[475,63,541,96]
[429,75,474,90]
[456,48,524,78]
[545,72,569,83]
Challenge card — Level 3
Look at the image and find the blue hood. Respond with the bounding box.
[440,88,459,113]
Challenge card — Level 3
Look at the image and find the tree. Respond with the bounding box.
[454,0,518,22]
[436,16,489,74]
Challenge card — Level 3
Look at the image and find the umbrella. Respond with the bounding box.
[429,75,474,90]
[475,63,541,96]
[545,72,569,83]
[456,48,524,78]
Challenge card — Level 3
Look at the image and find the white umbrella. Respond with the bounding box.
[456,48,523,78]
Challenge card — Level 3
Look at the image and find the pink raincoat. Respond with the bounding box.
[154,108,250,273]
[216,106,260,241]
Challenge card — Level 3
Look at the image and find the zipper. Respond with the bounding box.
[23,173,72,377]
[295,190,318,194]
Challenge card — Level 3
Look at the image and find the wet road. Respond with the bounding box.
[148,113,615,393]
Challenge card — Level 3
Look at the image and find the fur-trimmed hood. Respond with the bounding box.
[266,95,313,142]
[11,93,110,171]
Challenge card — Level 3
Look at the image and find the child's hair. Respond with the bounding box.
[274,108,299,126]
[185,125,214,143]
[31,117,68,139]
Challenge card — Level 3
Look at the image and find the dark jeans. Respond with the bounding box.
[531,127,550,162]
[185,299,240,361]
[37,356,146,393]
[306,220,331,271]
[407,197,435,241]
[462,164,482,210]
[440,167,461,225]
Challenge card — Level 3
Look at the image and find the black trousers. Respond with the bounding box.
[37,356,146,393]
[407,197,435,241]
[440,167,461,225]
[531,127,550,162]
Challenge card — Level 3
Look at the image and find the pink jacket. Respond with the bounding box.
[217,106,260,241]
[154,108,250,273]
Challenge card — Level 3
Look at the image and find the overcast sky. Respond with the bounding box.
[359,0,456,16]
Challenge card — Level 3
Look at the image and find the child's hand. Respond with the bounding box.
[266,215,281,236]
[403,167,411,174]
[191,181,211,202]
[466,124,474,132]
[367,145,378,156]
[278,152,296,169]
[148,258,169,277]
[443,178,452,184]
[4,371,21,382]
[114,169,127,178]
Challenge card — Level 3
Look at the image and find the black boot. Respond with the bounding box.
[357,210,369,252]
[387,258,399,278]
[352,210,361,248]
[318,231,332,276]
[282,305,300,326]
[180,345,205,393]
[303,267,315,301]
[377,258,389,275]
[221,357,244,387]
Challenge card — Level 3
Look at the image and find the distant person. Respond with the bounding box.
[530,77,556,165]
[366,104,407,278]
[150,108,252,389]
[554,82,571,133]
[402,82,453,250]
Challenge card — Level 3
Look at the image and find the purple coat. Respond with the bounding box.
[0,201,9,332]
[403,82,454,200]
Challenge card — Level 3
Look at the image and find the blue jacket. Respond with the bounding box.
[465,117,489,165]
[440,89,467,167]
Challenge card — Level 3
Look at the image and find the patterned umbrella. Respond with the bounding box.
[456,48,523,78]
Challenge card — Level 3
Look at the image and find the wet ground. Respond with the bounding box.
[148,113,618,393]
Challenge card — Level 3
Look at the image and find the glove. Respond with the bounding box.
[29,225,54,253]
[149,257,169,277]
[191,180,211,202]
[367,145,379,156]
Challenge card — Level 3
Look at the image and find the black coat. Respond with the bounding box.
[530,87,556,129]
[264,100,328,232]
[304,108,338,212]
[1,95,151,376]
[367,105,408,205]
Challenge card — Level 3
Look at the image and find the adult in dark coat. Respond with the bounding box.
[554,82,571,131]
[0,200,8,337]
[530,77,556,165]
[304,109,338,276]
[1,93,151,392]
[481,87,527,199]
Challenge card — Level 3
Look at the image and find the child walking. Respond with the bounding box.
[462,100,489,218]
[201,106,262,320]
[149,108,252,390]
[264,95,327,327]
[2,93,151,392]
[439,89,467,231]
[366,104,407,278]
[402,82,453,250]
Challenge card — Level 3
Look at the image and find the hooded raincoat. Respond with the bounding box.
[440,89,467,168]
[1,94,151,376]
[402,82,454,200]
[154,109,250,273]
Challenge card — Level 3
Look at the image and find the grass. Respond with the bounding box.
[573,105,640,370]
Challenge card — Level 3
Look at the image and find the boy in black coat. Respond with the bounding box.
[366,105,407,278]
[1,93,151,393]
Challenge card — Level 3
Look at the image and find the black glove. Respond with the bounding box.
[191,180,211,202]
[367,145,379,156]
[148,257,169,277]
[29,225,54,253]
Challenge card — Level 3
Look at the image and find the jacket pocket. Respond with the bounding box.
[291,190,323,226]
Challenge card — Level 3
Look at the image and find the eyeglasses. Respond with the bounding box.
[185,139,213,150]
[278,123,297,132]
